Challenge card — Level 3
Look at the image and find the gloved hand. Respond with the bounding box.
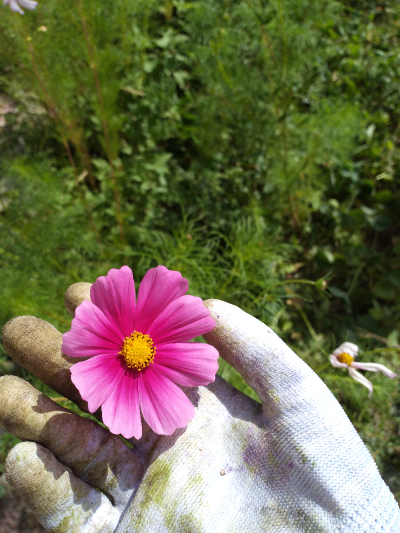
[0,283,399,532]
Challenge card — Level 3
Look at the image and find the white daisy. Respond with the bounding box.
[330,341,397,398]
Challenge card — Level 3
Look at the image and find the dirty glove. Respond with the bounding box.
[0,283,399,532]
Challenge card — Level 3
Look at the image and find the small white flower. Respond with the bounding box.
[330,341,397,398]
[2,0,38,15]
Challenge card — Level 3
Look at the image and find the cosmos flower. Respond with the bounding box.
[329,341,397,398]
[2,0,38,14]
[62,266,218,439]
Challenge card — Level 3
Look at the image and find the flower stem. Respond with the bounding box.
[26,42,101,245]
[75,0,125,244]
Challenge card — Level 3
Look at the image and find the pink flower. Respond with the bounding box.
[2,0,38,14]
[329,341,397,398]
[62,266,219,439]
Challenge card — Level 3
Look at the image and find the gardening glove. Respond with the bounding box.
[0,283,399,533]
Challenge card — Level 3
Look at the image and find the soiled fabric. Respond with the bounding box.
[1,293,399,532]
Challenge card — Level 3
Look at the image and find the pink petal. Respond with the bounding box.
[147,295,215,344]
[351,361,397,378]
[8,0,24,13]
[135,266,188,334]
[62,300,123,358]
[138,366,195,435]
[102,370,142,440]
[90,266,135,338]
[348,367,373,398]
[70,353,124,413]
[154,342,219,386]
[18,0,38,9]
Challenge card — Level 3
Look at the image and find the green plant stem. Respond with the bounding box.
[75,0,125,244]
[249,279,316,309]
[27,42,101,245]
[294,302,318,341]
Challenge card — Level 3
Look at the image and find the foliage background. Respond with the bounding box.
[0,0,399,502]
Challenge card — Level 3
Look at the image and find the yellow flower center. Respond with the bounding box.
[119,332,156,371]
[337,352,354,365]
